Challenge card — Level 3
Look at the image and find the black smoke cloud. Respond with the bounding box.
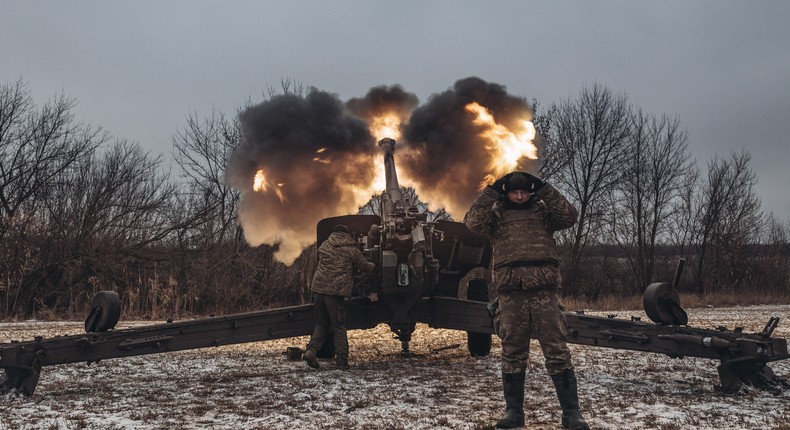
[226,79,535,261]
[401,76,536,216]
[346,84,419,129]
[226,89,376,263]
[229,89,373,177]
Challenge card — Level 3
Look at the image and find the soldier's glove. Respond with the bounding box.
[487,297,499,317]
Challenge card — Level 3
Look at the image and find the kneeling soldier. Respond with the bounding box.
[303,224,375,370]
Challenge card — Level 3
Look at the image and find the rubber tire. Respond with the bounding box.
[84,291,121,333]
[643,282,688,325]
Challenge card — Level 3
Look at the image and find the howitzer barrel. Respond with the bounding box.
[378,138,403,223]
[378,138,401,198]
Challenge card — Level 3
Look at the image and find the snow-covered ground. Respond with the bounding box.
[2,305,789,430]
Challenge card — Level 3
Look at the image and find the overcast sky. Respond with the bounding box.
[2,1,789,218]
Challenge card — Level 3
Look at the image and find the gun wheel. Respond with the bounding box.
[643,282,688,325]
[84,291,121,333]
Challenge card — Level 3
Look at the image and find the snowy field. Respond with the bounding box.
[1,305,789,430]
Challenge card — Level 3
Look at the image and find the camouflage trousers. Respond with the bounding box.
[493,288,572,375]
[306,293,349,360]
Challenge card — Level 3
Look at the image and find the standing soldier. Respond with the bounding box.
[464,172,589,430]
[303,224,376,370]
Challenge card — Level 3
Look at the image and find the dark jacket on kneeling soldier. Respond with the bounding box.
[303,224,375,370]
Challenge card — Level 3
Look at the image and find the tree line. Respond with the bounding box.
[0,79,787,319]
[537,83,788,300]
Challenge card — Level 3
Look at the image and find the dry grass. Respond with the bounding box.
[562,291,790,313]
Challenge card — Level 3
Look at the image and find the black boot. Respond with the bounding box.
[303,348,319,369]
[496,371,525,429]
[551,369,589,430]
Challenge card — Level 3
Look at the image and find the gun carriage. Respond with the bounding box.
[1,140,788,396]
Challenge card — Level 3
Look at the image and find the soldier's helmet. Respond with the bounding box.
[504,171,538,193]
[333,224,351,234]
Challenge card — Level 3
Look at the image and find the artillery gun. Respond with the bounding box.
[314,137,494,355]
[1,141,788,396]
[1,138,495,395]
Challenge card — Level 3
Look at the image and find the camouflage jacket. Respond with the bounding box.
[311,231,376,297]
[464,184,578,291]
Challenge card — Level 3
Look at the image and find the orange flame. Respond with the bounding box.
[370,112,402,141]
[313,147,331,164]
[252,169,286,203]
[465,102,537,190]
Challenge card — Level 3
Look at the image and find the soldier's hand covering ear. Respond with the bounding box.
[489,174,510,194]
[524,173,545,191]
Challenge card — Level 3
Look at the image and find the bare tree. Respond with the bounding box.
[0,79,106,317]
[533,100,568,181]
[754,214,790,294]
[666,165,701,261]
[762,214,789,245]
[265,78,306,99]
[172,109,243,247]
[4,140,178,316]
[546,83,632,270]
[0,79,104,240]
[607,111,694,293]
[693,150,762,294]
[47,140,176,251]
